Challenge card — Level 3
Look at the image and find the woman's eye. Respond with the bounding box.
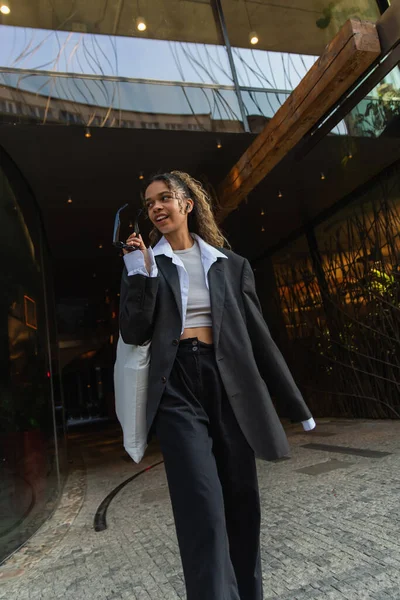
[161,195,170,201]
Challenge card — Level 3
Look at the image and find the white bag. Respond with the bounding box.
[114,334,150,463]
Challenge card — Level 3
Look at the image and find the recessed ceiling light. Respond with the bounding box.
[136,17,147,31]
[249,31,259,45]
[0,4,10,15]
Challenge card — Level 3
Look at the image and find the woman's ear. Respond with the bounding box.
[186,199,194,213]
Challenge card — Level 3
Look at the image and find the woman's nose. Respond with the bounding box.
[153,204,162,212]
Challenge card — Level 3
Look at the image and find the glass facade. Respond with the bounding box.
[0,71,244,133]
[0,149,66,564]
[0,0,383,133]
[0,28,246,132]
[57,292,117,425]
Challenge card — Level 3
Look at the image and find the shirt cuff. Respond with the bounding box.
[123,247,158,277]
[301,417,316,431]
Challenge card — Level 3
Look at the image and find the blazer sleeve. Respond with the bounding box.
[119,266,159,345]
[241,258,312,422]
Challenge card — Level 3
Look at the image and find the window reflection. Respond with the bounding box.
[233,47,316,90]
[0,161,62,563]
[347,71,400,138]
[0,73,244,132]
[0,27,231,84]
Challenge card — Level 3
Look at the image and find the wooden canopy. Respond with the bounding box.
[216,19,381,223]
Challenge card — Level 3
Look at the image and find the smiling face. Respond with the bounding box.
[144,179,193,236]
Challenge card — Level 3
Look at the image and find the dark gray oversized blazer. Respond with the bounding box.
[119,248,312,461]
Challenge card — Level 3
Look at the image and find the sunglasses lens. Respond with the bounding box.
[113,205,141,250]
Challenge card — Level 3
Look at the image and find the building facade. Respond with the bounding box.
[0,0,397,564]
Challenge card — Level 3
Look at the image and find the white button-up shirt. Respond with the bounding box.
[124,235,226,332]
[123,234,316,432]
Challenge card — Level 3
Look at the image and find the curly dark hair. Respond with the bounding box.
[144,171,229,248]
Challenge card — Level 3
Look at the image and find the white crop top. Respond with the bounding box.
[174,241,212,328]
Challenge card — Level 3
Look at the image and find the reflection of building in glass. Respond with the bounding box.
[0,83,245,133]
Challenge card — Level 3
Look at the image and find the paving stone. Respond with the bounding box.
[296,459,354,475]
[1,419,400,599]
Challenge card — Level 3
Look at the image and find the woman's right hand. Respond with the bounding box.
[123,233,151,274]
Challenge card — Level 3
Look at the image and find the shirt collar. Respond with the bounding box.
[191,233,227,262]
[153,234,228,262]
[152,236,174,259]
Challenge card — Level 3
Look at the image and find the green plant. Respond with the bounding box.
[353,83,400,137]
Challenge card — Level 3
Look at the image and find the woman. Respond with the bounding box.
[119,171,315,600]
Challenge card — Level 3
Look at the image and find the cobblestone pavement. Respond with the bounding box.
[1,419,400,600]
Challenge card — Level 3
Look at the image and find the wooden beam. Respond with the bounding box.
[216,19,381,223]
[377,0,400,54]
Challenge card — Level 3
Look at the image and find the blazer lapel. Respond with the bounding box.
[156,255,183,323]
[208,259,226,349]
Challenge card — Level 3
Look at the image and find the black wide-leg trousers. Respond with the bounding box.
[154,338,263,600]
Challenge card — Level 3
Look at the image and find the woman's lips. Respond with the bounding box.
[155,215,169,225]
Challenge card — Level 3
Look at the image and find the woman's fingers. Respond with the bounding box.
[126,233,141,245]
[126,232,138,242]
[127,233,143,242]
[122,233,146,255]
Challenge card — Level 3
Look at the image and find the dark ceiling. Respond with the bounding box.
[0,0,380,55]
[1,123,400,302]
[225,131,400,261]
[0,124,255,298]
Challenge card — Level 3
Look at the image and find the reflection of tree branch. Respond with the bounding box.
[233,47,274,89]
[288,54,303,83]
[10,9,79,69]
[207,45,233,83]
[92,36,115,80]
[53,31,82,118]
[169,41,217,131]
[244,90,267,117]
[80,39,112,106]
[109,35,122,126]
[181,44,212,84]
[214,88,241,121]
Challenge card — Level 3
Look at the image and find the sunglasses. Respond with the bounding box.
[112,204,143,251]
